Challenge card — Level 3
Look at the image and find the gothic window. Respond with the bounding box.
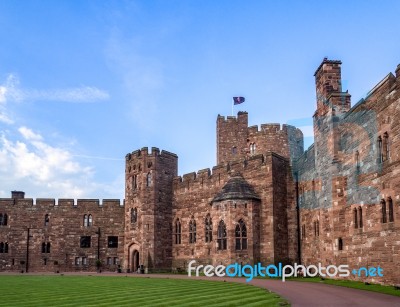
[383,132,389,161]
[108,236,118,248]
[377,136,383,163]
[83,214,88,227]
[358,207,363,228]
[189,217,196,244]
[41,242,50,253]
[338,238,343,251]
[80,236,91,248]
[88,214,93,226]
[44,214,49,227]
[146,172,152,187]
[381,199,387,223]
[235,219,247,250]
[131,208,138,223]
[217,220,227,250]
[388,197,394,222]
[353,208,358,229]
[205,214,212,243]
[174,219,181,244]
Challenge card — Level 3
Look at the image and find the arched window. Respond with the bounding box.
[189,217,196,244]
[381,199,387,223]
[338,238,343,251]
[353,208,358,229]
[235,219,247,250]
[131,208,137,223]
[146,172,152,187]
[83,214,88,227]
[4,242,8,253]
[377,136,383,163]
[388,197,394,222]
[44,214,49,227]
[383,132,389,161]
[175,219,181,244]
[0,214,3,226]
[0,242,4,253]
[3,213,6,226]
[217,220,227,250]
[358,207,363,228]
[205,214,212,243]
[88,214,93,226]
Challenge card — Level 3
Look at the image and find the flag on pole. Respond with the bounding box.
[233,97,245,105]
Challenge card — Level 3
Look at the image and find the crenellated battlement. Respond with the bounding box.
[126,147,178,161]
[0,198,123,208]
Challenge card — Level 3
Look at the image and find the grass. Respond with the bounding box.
[0,275,289,306]
[286,276,400,297]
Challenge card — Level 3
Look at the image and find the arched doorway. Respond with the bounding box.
[132,250,139,273]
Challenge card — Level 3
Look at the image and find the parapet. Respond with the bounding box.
[0,198,123,208]
[126,147,178,160]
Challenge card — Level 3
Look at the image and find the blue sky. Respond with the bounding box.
[0,0,399,199]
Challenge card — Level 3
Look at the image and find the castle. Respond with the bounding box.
[1,58,399,285]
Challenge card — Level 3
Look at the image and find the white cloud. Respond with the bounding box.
[0,112,13,124]
[0,74,109,104]
[0,128,111,198]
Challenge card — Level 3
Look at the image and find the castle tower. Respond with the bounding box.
[217,111,249,164]
[124,147,178,272]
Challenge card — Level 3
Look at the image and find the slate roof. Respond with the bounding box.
[211,174,260,203]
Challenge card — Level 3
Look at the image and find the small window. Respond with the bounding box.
[0,213,8,226]
[250,143,256,155]
[358,207,363,228]
[88,214,93,226]
[44,214,50,227]
[132,175,137,190]
[355,151,360,170]
[377,137,383,163]
[41,242,50,253]
[131,208,138,223]
[383,132,389,161]
[381,199,387,223]
[232,146,237,155]
[108,236,118,248]
[75,257,81,265]
[107,257,112,265]
[146,172,152,187]
[82,257,88,265]
[80,236,91,248]
[338,238,343,251]
[83,214,88,227]
[388,197,394,222]
[113,257,118,265]
[353,208,358,229]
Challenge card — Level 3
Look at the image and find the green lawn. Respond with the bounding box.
[286,277,400,297]
[0,275,288,306]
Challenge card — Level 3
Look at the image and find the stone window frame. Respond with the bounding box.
[353,208,358,229]
[388,197,394,223]
[205,214,213,243]
[301,224,306,239]
[41,242,51,253]
[0,242,9,253]
[132,175,137,190]
[174,219,182,244]
[381,199,387,223]
[189,216,196,244]
[383,132,390,162]
[235,219,247,250]
[107,236,118,248]
[0,213,8,226]
[338,238,343,251]
[83,214,93,227]
[146,172,152,187]
[314,220,319,236]
[44,214,50,227]
[80,236,91,248]
[358,207,363,228]
[217,220,227,250]
[131,208,138,224]
[377,136,383,163]
[249,143,256,155]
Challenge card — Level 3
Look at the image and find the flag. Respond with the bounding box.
[233,97,245,105]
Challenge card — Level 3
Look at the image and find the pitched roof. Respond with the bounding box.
[211,174,260,203]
